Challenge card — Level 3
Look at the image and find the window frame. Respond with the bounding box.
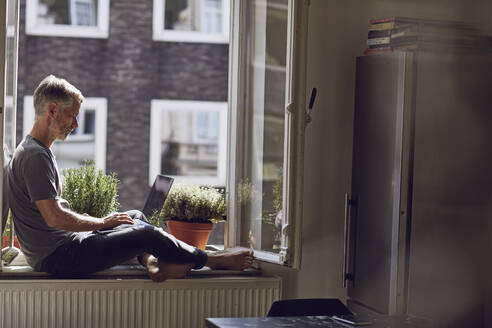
[152,0,230,44]
[0,0,19,273]
[226,0,309,268]
[22,96,108,172]
[149,99,228,187]
[25,0,110,39]
[70,107,97,138]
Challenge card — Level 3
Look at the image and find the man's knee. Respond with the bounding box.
[130,223,173,247]
[125,209,147,222]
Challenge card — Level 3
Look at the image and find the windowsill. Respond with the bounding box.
[25,26,109,39]
[0,249,261,279]
[231,246,284,266]
[152,31,229,44]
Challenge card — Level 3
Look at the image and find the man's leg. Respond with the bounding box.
[124,211,254,278]
[41,210,253,280]
[141,250,255,282]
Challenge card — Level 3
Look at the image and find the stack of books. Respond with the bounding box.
[364,17,489,55]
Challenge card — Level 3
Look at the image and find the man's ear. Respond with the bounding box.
[47,102,58,118]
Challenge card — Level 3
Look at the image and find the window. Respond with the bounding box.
[1,0,20,273]
[4,96,14,150]
[149,99,227,186]
[226,0,308,267]
[4,0,18,154]
[25,0,109,38]
[152,0,229,43]
[23,97,108,172]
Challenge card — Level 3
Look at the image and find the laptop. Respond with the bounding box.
[141,175,174,218]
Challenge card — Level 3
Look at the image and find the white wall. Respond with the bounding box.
[260,0,364,301]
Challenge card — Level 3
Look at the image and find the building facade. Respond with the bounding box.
[16,0,229,211]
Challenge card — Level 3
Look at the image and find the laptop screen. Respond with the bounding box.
[141,175,174,218]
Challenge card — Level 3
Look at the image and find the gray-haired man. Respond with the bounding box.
[7,75,253,280]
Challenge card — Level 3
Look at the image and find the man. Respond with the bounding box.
[7,75,253,281]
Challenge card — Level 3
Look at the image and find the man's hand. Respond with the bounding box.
[102,212,134,229]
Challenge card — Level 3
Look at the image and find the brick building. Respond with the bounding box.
[16,0,230,211]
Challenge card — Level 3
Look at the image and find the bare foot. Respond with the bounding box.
[206,250,254,270]
[143,255,194,282]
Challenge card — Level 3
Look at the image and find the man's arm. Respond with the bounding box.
[35,199,134,232]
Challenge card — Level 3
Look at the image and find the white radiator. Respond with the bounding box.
[0,276,281,328]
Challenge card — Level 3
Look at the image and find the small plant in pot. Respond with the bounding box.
[2,213,20,249]
[151,183,226,250]
[61,161,120,217]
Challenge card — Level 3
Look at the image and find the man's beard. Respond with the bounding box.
[57,128,73,141]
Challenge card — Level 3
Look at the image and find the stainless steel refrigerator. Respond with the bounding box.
[345,50,492,328]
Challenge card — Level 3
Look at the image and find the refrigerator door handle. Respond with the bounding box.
[343,193,355,287]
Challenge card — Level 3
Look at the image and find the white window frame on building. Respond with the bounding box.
[22,96,108,172]
[226,0,309,268]
[152,0,229,43]
[149,99,227,187]
[25,0,110,38]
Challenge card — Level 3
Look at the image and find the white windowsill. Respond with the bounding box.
[25,25,109,39]
[152,30,229,44]
[0,249,261,279]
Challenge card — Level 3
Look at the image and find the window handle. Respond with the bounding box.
[343,193,356,287]
[305,87,317,125]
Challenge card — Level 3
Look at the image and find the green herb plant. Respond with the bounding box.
[153,184,226,225]
[61,161,120,217]
[1,212,11,237]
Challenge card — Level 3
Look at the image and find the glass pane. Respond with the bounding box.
[237,0,288,253]
[37,0,98,26]
[52,141,96,171]
[195,111,219,141]
[5,0,17,153]
[83,110,96,135]
[164,0,223,34]
[159,109,220,178]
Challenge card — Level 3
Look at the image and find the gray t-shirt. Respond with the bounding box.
[7,135,75,271]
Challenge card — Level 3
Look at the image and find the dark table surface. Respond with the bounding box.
[206,315,435,328]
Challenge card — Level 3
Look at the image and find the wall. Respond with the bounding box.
[260,0,492,304]
[260,0,365,301]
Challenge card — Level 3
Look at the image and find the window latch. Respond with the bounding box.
[278,223,291,264]
[305,87,317,126]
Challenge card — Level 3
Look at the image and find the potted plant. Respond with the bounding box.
[150,184,226,250]
[2,214,20,249]
[236,172,282,251]
[61,161,120,217]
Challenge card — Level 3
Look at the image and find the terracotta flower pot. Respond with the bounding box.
[167,220,213,250]
[2,235,20,249]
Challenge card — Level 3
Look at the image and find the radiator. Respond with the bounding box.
[0,276,281,328]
